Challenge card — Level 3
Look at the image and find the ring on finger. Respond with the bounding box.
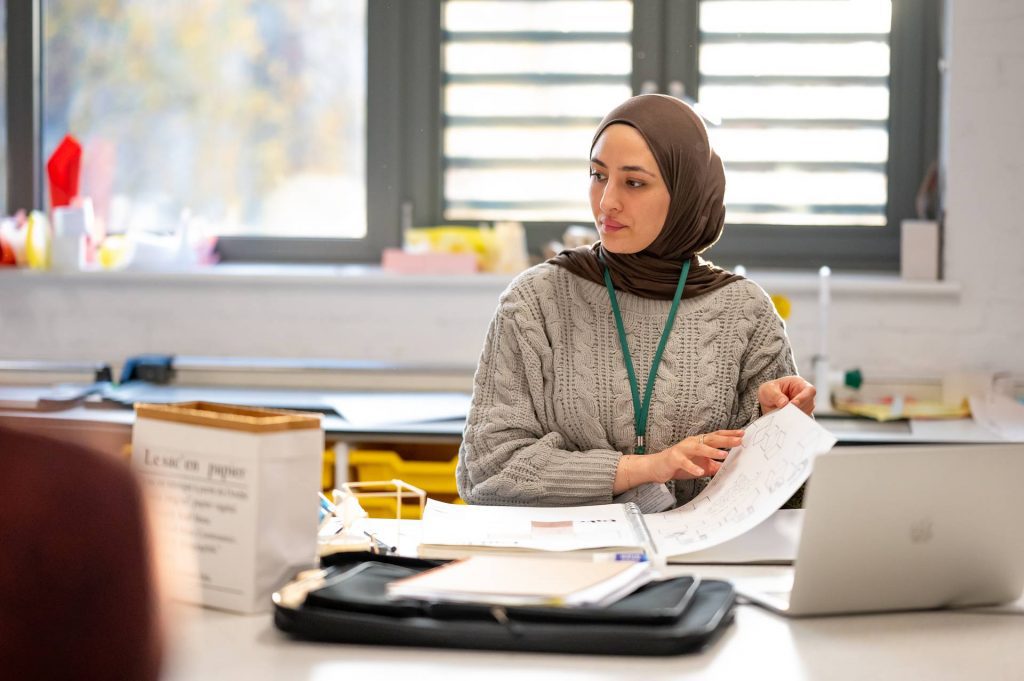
[698,433,705,446]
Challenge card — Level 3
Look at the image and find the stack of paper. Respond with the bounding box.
[417,500,648,560]
[386,555,653,607]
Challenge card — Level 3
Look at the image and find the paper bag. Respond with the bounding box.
[132,402,323,613]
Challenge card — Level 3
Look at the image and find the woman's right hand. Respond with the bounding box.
[651,430,744,481]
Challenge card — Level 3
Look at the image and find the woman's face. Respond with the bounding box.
[589,123,671,254]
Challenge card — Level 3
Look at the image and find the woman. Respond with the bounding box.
[457,94,814,513]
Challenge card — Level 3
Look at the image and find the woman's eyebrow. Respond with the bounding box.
[621,165,656,177]
[589,157,656,178]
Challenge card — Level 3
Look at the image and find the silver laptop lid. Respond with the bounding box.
[787,444,1024,616]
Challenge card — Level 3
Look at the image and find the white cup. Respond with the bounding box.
[51,202,96,272]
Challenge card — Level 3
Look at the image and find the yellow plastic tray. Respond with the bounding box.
[322,448,335,491]
[348,450,458,495]
[357,495,465,520]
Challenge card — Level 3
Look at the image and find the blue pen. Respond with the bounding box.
[593,552,648,562]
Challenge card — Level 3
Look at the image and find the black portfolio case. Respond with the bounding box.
[273,553,736,656]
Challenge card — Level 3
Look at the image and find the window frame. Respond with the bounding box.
[427,0,941,272]
[217,1,411,263]
[6,0,41,214]
[682,0,942,271]
[5,0,940,271]
[5,0,412,264]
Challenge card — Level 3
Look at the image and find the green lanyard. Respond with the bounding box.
[602,258,690,454]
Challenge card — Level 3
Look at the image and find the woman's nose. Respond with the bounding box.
[600,183,621,213]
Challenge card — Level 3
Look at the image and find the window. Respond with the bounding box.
[42,0,366,240]
[5,0,938,270]
[431,0,938,270]
[699,0,891,228]
[441,0,632,223]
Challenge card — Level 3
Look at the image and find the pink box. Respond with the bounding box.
[381,249,479,275]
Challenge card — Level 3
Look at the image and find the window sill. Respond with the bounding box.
[1,263,960,297]
[744,269,961,298]
[0,263,517,289]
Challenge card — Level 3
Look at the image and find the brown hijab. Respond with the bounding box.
[549,94,741,300]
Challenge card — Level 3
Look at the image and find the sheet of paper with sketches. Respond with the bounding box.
[666,509,803,564]
[326,392,471,427]
[645,404,836,560]
[420,500,643,553]
[969,394,1024,441]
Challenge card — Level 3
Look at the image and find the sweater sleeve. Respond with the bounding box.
[457,291,623,507]
[729,291,799,430]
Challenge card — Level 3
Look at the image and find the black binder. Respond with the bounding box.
[273,553,735,656]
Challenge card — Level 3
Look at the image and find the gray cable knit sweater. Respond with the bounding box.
[457,263,797,513]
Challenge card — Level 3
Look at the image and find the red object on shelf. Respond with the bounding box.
[0,237,16,266]
[47,135,82,209]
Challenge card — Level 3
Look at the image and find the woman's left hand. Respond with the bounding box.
[758,376,816,416]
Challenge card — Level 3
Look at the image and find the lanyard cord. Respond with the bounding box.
[602,257,690,454]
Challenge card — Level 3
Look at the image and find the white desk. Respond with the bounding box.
[163,563,1024,681]
[161,518,1024,681]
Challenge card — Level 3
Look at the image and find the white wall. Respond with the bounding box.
[1,0,1021,389]
[939,0,1024,372]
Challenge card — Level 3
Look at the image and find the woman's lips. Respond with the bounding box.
[601,217,627,233]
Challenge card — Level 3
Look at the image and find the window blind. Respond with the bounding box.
[442,0,633,222]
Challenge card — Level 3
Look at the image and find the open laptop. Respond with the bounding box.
[738,444,1024,616]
